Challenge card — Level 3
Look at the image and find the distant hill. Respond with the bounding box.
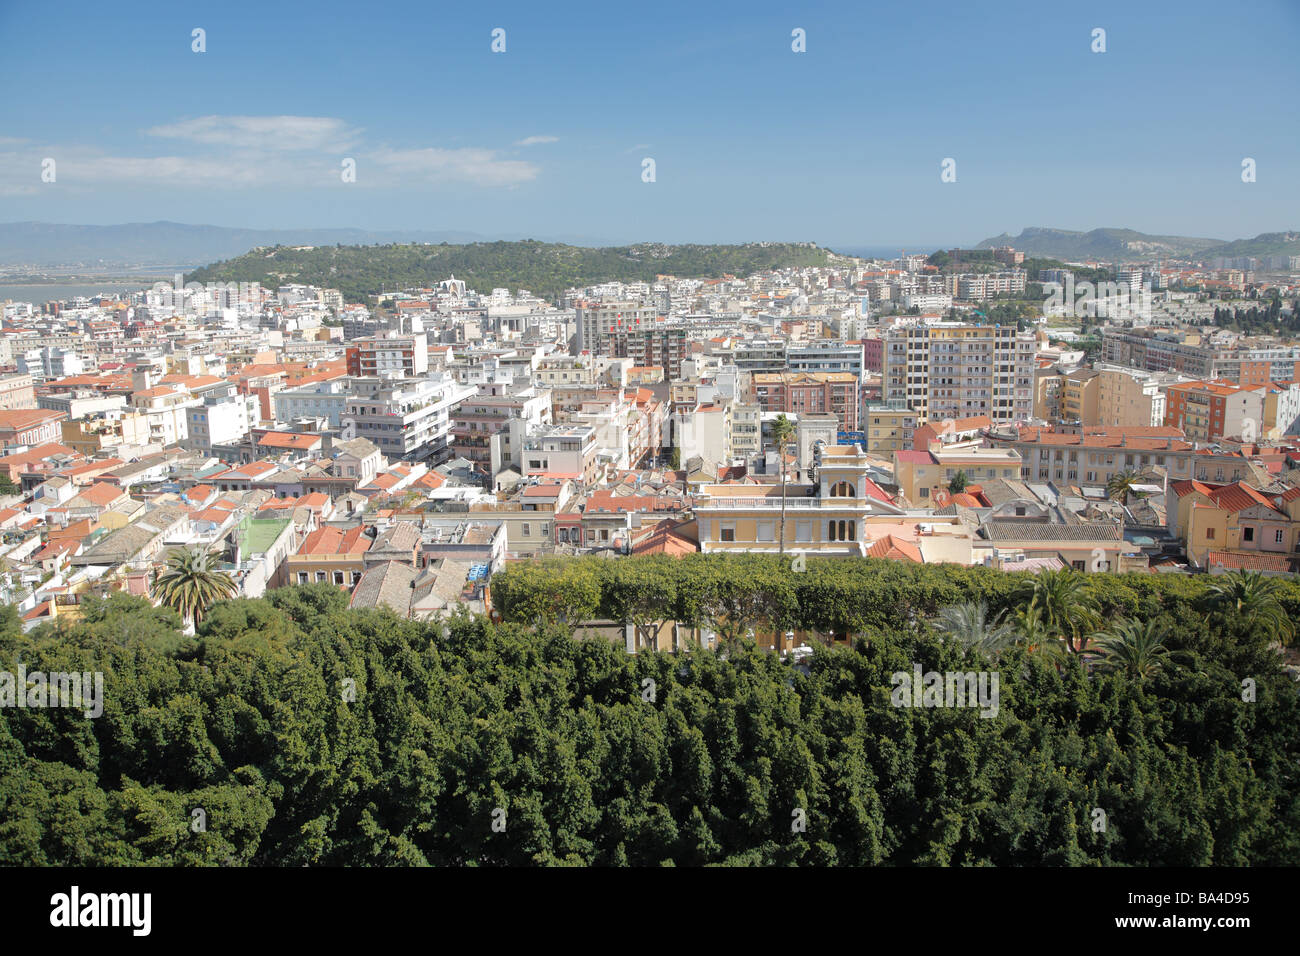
[976,227,1223,261]
[189,240,837,302]
[0,221,621,270]
[1198,231,1300,260]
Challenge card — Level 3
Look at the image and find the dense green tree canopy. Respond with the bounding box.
[1,559,1297,866]
[189,241,836,303]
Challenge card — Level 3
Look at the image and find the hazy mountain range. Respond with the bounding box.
[2,221,1297,272]
[975,226,1300,263]
[0,221,621,271]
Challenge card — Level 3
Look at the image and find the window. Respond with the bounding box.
[757,521,774,542]
[1275,529,1285,544]
[1206,527,1215,540]
[297,572,309,584]
[333,571,345,585]
[720,524,735,542]
[522,523,530,536]
[1243,526,1254,542]
[315,572,327,582]
[796,521,811,543]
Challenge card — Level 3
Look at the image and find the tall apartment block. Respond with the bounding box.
[345,332,429,378]
[883,323,1034,424]
[750,372,860,431]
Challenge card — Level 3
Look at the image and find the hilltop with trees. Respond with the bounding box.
[188,240,838,302]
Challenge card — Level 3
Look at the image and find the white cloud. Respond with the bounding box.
[370,147,538,187]
[0,120,539,192]
[515,135,559,146]
[146,115,361,152]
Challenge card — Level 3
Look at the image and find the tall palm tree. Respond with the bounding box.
[1011,595,1067,662]
[1017,567,1100,654]
[1093,617,1170,679]
[1105,469,1144,503]
[1207,569,1294,642]
[932,600,1016,656]
[771,413,796,554]
[152,546,238,630]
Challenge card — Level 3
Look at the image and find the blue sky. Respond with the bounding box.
[1,0,1297,249]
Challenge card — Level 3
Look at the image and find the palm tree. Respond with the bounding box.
[151,546,238,631]
[1094,617,1170,679]
[1207,569,1294,642]
[932,600,1016,656]
[947,470,970,494]
[1017,567,1100,654]
[1105,469,1144,503]
[1011,595,1067,662]
[771,414,796,554]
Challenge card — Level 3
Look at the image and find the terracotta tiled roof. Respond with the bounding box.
[1205,550,1294,573]
[297,524,371,556]
[866,534,923,563]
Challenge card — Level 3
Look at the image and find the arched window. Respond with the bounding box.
[830,480,853,497]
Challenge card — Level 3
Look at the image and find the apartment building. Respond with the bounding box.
[573,301,659,354]
[273,377,351,427]
[619,325,689,381]
[343,374,475,464]
[863,405,919,456]
[729,403,763,460]
[449,382,552,473]
[1164,380,1266,442]
[1101,328,1300,384]
[751,371,860,431]
[894,446,1024,504]
[185,384,261,455]
[1061,368,1101,424]
[883,322,1034,424]
[1171,480,1300,571]
[986,425,1264,487]
[345,332,429,378]
[695,444,905,556]
[786,341,866,379]
[519,423,601,485]
[956,271,1027,300]
[672,402,731,467]
[1095,364,1171,428]
[0,408,67,452]
[534,354,629,388]
[284,524,372,588]
[0,373,36,410]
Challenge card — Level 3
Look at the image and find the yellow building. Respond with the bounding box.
[893,446,1023,505]
[690,443,978,564]
[1061,368,1101,424]
[863,406,918,456]
[1170,479,1300,571]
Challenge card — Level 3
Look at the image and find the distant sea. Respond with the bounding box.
[0,280,164,304]
[831,244,944,259]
